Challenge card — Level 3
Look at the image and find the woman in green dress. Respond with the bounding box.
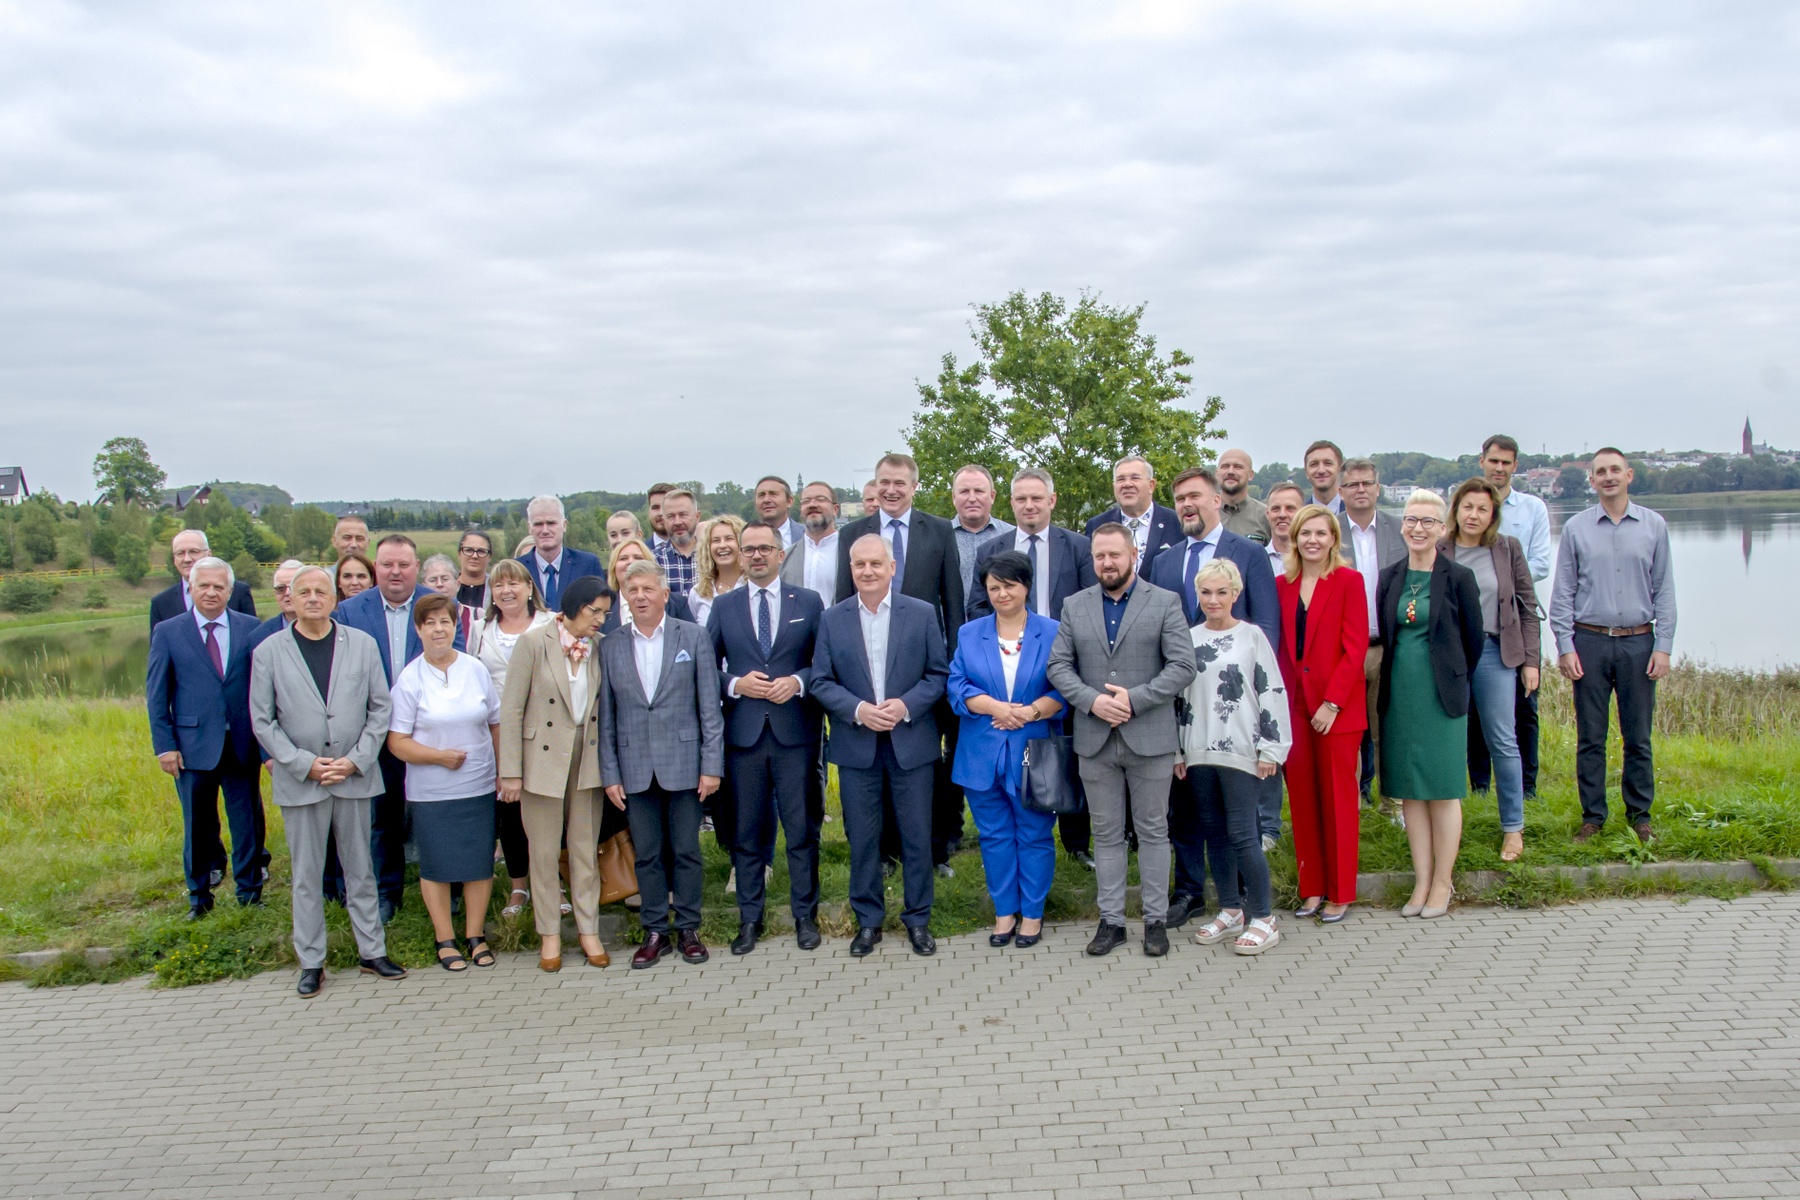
[1376,489,1485,919]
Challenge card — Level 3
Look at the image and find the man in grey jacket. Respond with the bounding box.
[1337,457,1406,800]
[1047,523,1197,957]
[249,566,405,998]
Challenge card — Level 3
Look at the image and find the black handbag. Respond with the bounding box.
[1020,733,1081,816]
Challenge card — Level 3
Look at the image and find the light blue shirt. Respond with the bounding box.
[1549,502,1676,656]
[192,606,230,666]
[1499,488,1553,581]
[383,596,414,683]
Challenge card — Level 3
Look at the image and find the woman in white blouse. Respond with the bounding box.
[1178,558,1293,956]
[387,593,503,971]
[688,514,746,628]
[468,558,553,917]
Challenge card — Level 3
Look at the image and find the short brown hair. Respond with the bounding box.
[1591,446,1629,465]
[647,482,675,498]
[1447,478,1503,546]
[1303,440,1343,466]
[1090,521,1134,551]
[412,592,457,628]
[1481,434,1520,459]
[755,475,791,496]
[1265,482,1305,505]
[375,533,417,556]
[1341,457,1378,481]
[1170,466,1219,493]
[876,452,920,482]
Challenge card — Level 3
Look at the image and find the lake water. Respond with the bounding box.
[1,502,1794,700]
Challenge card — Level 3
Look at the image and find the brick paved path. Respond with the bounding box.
[3,895,1798,1199]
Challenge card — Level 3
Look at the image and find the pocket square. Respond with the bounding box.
[674,649,692,663]
[788,618,804,623]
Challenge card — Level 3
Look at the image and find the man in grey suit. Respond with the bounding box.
[1046,523,1197,958]
[1337,457,1406,799]
[600,559,726,969]
[249,566,406,998]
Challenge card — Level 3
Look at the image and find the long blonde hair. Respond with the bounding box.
[695,515,747,600]
[1283,504,1349,581]
[607,536,654,593]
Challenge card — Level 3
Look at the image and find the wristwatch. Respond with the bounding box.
[1322,701,1341,714]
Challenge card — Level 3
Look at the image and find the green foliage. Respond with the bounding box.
[907,291,1223,525]
[88,524,117,562]
[1557,466,1589,499]
[112,534,149,585]
[91,437,166,507]
[284,505,336,558]
[230,553,262,589]
[0,576,61,613]
[16,504,59,565]
[59,535,88,571]
[82,583,109,610]
[565,509,608,555]
[243,523,286,562]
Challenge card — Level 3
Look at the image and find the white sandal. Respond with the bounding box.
[1233,917,1281,956]
[1191,910,1245,946]
[501,888,529,918]
[559,889,573,916]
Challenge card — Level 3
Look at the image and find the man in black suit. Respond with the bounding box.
[1083,454,1182,575]
[707,520,826,955]
[149,529,258,632]
[835,453,967,870]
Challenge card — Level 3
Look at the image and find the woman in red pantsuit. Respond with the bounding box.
[1276,506,1369,924]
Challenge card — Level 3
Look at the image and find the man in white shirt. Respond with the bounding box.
[1475,434,1554,798]
[1264,483,1304,577]
[1337,458,1405,801]
[780,480,842,605]
[1303,439,1348,516]
[1082,454,1181,573]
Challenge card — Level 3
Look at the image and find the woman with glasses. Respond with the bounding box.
[1377,490,1485,919]
[455,528,495,615]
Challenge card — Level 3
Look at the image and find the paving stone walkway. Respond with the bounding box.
[3,894,1798,1199]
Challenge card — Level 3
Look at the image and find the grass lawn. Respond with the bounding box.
[2,664,1796,986]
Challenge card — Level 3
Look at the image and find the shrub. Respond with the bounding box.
[17,507,58,565]
[112,534,149,585]
[0,575,61,613]
[60,537,88,571]
[89,525,118,562]
[230,552,262,589]
[82,582,108,609]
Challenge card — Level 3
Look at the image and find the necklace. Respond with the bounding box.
[1404,575,1427,625]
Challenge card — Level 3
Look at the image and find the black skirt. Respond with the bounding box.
[409,792,498,883]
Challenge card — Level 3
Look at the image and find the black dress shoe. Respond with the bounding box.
[849,926,882,956]
[730,921,764,956]
[209,868,225,889]
[989,928,1015,948]
[1164,895,1196,929]
[1014,928,1042,949]
[676,929,709,964]
[907,927,936,956]
[238,893,264,908]
[1143,920,1169,957]
[358,956,407,979]
[794,917,822,951]
[1086,921,1127,956]
[297,968,323,998]
[185,904,211,923]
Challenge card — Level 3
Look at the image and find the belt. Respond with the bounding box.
[1574,621,1652,638]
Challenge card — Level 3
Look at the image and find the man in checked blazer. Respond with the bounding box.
[600,558,725,969]
[1046,523,1197,959]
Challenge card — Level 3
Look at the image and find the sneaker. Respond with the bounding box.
[1260,833,1279,853]
[725,868,737,895]
[1071,850,1095,871]
[1085,921,1127,956]
[935,863,955,879]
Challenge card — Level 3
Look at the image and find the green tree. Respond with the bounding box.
[17,503,59,565]
[286,505,336,558]
[1556,466,1589,499]
[906,291,1223,525]
[92,437,167,507]
[113,534,149,585]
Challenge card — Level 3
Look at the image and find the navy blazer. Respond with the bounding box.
[706,583,824,749]
[947,613,1064,799]
[334,585,466,684]
[1084,502,1182,573]
[517,546,605,610]
[965,525,1096,622]
[145,608,262,770]
[601,590,692,632]
[1146,527,1282,654]
[246,613,291,656]
[809,594,948,772]
[149,579,257,632]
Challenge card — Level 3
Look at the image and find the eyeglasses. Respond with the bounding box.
[459,547,490,558]
[741,545,780,557]
[1401,516,1442,528]
[272,585,291,595]
[1341,480,1378,490]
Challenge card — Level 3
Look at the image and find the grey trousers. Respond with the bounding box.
[284,795,386,969]
[1078,731,1176,925]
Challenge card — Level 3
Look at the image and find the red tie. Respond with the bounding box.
[203,621,225,677]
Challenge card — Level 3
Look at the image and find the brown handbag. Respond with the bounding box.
[597,831,639,904]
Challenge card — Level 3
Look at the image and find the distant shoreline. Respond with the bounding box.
[1631,489,1800,510]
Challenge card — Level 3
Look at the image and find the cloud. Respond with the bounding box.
[1,0,1795,499]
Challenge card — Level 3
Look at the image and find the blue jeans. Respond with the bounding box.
[1471,635,1525,832]
[964,784,1057,920]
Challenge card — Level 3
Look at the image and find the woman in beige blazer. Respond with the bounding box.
[499,575,616,971]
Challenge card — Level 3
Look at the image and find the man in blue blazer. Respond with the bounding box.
[518,495,605,612]
[334,534,466,919]
[146,557,267,919]
[149,528,257,632]
[246,559,304,656]
[1083,454,1183,575]
[707,520,826,955]
[810,534,949,958]
[966,468,1097,622]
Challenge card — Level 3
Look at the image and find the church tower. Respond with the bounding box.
[1744,417,1754,456]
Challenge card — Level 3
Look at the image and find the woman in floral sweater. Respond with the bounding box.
[1176,558,1293,955]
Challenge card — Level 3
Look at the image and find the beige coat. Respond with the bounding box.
[497,618,604,795]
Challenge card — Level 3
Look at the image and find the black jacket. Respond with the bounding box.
[1376,553,1485,720]
[833,509,965,654]
[964,524,1096,623]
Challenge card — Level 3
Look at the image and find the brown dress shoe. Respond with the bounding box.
[1632,820,1653,844]
[631,932,674,969]
[1572,822,1601,844]
[677,929,710,964]
[585,948,611,968]
[538,956,561,973]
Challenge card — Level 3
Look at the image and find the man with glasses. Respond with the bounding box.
[1083,454,1181,573]
[1337,458,1405,801]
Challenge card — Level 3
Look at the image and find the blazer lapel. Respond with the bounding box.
[649,622,681,705]
[549,632,577,713]
[1111,584,1148,652]
[883,602,906,685]
[840,606,877,698]
[768,587,805,659]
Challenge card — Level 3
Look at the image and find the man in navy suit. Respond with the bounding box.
[146,557,266,919]
[1083,454,1182,575]
[246,559,305,654]
[149,528,257,632]
[335,533,466,919]
[1146,465,1283,926]
[811,534,949,958]
[966,468,1096,622]
[517,495,605,612]
[707,520,826,955]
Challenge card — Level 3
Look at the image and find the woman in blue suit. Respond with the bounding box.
[949,551,1065,949]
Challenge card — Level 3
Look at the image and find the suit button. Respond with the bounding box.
[546,720,553,727]
[548,697,556,705]
[1109,671,1117,677]
[541,745,548,751]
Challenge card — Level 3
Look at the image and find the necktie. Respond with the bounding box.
[203,621,224,677]
[1127,516,1145,565]
[1026,534,1041,615]
[888,519,906,595]
[757,588,773,658]
[543,564,559,610]
[1183,541,1204,624]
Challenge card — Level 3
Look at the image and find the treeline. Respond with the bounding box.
[1248,451,1799,499]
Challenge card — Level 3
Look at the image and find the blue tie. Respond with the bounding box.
[757,588,773,659]
[1026,534,1041,615]
[1183,541,1203,624]
[888,518,906,596]
[543,564,559,610]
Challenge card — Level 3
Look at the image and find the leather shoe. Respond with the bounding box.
[1164,895,1196,929]
[794,917,822,950]
[849,926,882,956]
[1632,820,1654,844]
[1086,921,1127,956]
[632,932,674,969]
[358,956,407,979]
[1143,920,1169,957]
[677,929,709,964]
[731,921,764,956]
[907,926,936,956]
[1573,822,1602,844]
[185,903,211,922]
[296,968,323,998]
[539,956,562,972]
[585,948,610,968]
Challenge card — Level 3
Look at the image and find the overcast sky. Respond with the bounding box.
[4,1,1795,502]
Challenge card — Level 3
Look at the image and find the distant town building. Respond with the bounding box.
[171,485,213,512]
[0,466,28,505]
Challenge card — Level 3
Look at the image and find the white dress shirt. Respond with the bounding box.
[389,652,502,802]
[1344,516,1380,635]
[800,531,839,605]
[1014,526,1053,615]
[1266,541,1288,577]
[192,606,231,666]
[726,581,804,698]
[629,616,667,700]
[1119,506,1153,563]
[857,594,892,713]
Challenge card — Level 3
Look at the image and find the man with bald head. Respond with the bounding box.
[1217,449,1272,546]
[149,528,258,631]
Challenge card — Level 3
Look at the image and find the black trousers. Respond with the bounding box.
[1469,672,1541,796]
[729,729,818,924]
[495,796,530,881]
[324,747,408,909]
[1572,630,1657,827]
[176,737,264,907]
[931,705,964,864]
[627,784,705,934]
[840,736,934,931]
[1168,768,1209,902]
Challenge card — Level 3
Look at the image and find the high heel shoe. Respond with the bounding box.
[989,917,1018,948]
[1400,899,1425,918]
[1420,889,1454,919]
[1014,923,1042,949]
[538,955,561,973]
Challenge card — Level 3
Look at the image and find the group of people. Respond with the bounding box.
[145,437,1676,996]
